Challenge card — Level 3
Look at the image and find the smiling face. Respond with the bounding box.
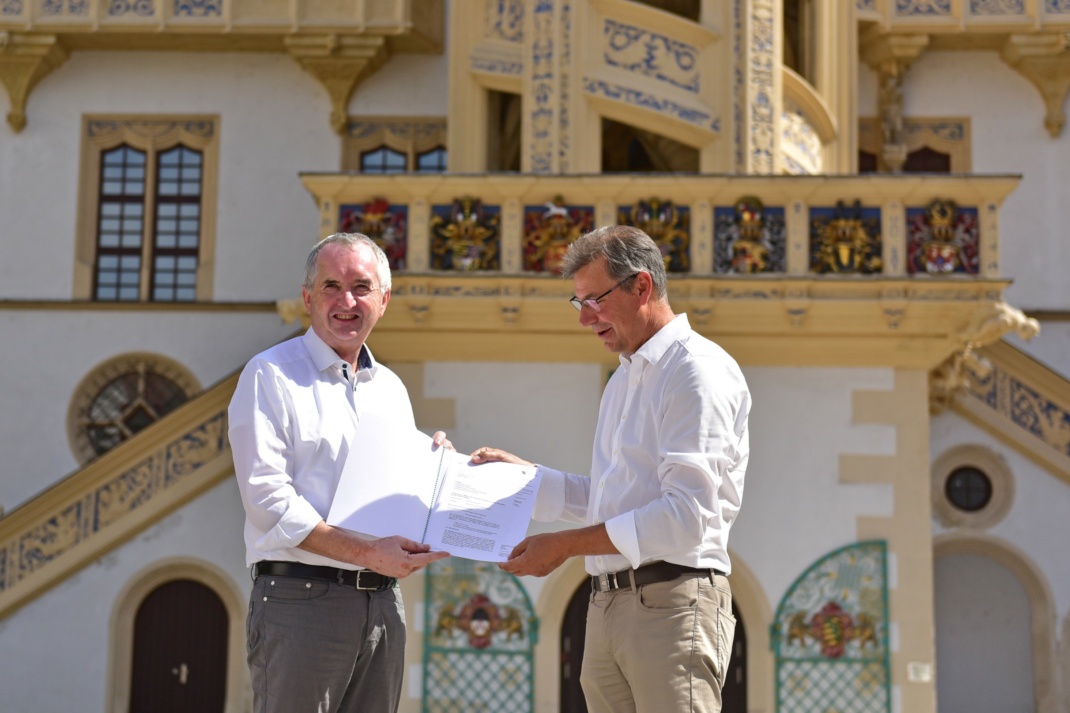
[302,242,390,364]
[572,258,646,355]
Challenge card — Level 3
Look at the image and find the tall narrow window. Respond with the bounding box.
[95,146,147,301]
[152,146,203,301]
[76,116,219,302]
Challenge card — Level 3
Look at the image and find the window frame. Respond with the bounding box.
[75,115,220,302]
[343,116,447,172]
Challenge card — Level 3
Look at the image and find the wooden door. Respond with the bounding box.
[129,579,228,713]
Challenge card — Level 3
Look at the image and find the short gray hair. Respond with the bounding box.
[561,225,667,300]
[303,233,392,292]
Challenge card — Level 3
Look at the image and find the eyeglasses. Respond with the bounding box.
[569,273,639,312]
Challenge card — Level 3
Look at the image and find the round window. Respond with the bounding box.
[69,354,200,463]
[944,466,993,513]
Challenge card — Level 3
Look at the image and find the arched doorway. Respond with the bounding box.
[934,554,1034,711]
[559,579,748,712]
[129,579,228,713]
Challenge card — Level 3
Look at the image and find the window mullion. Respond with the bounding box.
[142,144,159,301]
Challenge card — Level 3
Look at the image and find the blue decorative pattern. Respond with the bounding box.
[0,0,24,15]
[966,361,1070,458]
[895,0,951,15]
[603,19,699,94]
[749,0,775,173]
[108,0,155,16]
[529,0,555,173]
[489,0,524,43]
[733,0,743,170]
[559,0,572,172]
[857,0,877,10]
[174,0,222,16]
[583,78,720,132]
[1046,0,1070,11]
[470,56,523,76]
[2,409,229,595]
[969,0,1025,13]
[42,0,89,14]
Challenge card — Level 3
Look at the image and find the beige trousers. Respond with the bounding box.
[580,572,735,713]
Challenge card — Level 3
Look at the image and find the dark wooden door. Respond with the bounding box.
[560,581,748,712]
[129,579,228,713]
[722,602,748,712]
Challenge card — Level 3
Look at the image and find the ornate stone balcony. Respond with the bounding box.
[296,172,1033,370]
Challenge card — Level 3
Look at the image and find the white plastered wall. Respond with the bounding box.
[0,310,294,511]
[0,51,341,302]
[859,50,1070,312]
[931,411,1070,619]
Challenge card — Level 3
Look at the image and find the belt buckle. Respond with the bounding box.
[596,571,620,592]
[354,571,377,591]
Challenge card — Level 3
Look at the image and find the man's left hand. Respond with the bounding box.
[499,533,568,577]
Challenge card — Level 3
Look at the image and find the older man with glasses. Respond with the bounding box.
[471,224,751,713]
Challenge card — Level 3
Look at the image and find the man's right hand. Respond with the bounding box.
[298,522,448,578]
[361,536,450,579]
[470,447,534,466]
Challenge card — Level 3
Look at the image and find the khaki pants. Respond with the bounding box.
[246,574,406,713]
[580,572,735,713]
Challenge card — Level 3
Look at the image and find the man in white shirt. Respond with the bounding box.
[229,233,449,713]
[472,224,751,713]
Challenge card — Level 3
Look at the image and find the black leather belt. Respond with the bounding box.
[591,561,724,593]
[253,560,396,591]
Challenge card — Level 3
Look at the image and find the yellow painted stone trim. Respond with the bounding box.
[0,372,238,621]
[0,32,68,132]
[934,533,1062,713]
[285,35,390,135]
[1001,34,1070,138]
[848,369,938,713]
[105,557,249,713]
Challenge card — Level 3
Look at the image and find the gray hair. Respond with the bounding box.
[303,233,392,292]
[561,225,667,300]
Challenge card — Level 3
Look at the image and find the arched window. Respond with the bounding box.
[68,353,200,462]
[360,146,407,173]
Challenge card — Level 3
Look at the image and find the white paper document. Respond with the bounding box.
[327,416,541,562]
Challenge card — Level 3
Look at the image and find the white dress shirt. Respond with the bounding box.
[229,328,416,568]
[533,314,750,576]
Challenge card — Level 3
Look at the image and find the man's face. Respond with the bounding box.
[302,242,390,361]
[572,258,642,354]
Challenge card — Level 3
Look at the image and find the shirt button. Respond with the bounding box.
[599,481,605,488]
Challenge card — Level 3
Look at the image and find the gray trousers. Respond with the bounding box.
[580,572,735,713]
[247,573,406,713]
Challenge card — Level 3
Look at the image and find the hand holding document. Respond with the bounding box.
[327,415,541,562]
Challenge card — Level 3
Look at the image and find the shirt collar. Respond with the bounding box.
[301,328,376,373]
[619,313,690,367]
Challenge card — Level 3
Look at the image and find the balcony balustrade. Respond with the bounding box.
[296,172,1023,368]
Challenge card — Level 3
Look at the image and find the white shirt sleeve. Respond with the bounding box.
[229,361,323,552]
[605,357,749,569]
